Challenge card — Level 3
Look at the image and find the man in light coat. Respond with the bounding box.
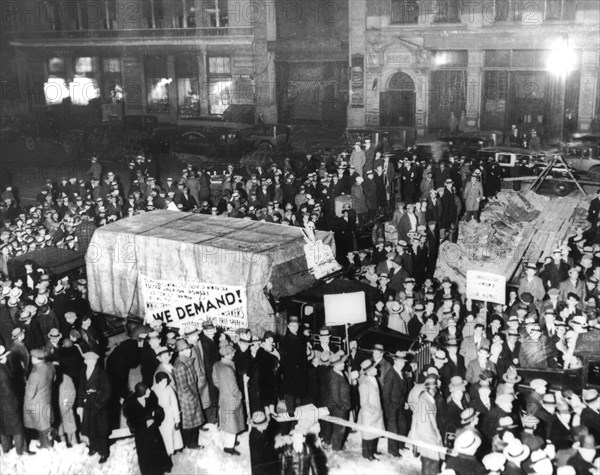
[24,348,55,448]
[518,262,546,304]
[349,142,366,177]
[358,359,384,461]
[213,344,245,456]
[408,374,444,475]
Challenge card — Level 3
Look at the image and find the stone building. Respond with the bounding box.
[5,0,277,123]
[348,0,600,137]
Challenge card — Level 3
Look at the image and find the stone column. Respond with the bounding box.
[198,50,209,115]
[167,55,177,122]
[466,50,483,131]
[253,0,277,123]
[348,0,366,127]
[578,50,598,132]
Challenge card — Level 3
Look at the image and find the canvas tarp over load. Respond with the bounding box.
[85,211,338,334]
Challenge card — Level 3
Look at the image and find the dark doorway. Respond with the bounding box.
[380,72,416,127]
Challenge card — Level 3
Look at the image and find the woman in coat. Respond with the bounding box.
[408,375,444,475]
[212,344,245,456]
[77,352,111,463]
[462,174,484,222]
[23,348,55,448]
[123,382,173,475]
[357,359,384,460]
[152,371,184,456]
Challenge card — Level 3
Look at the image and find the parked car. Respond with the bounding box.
[571,133,600,145]
[439,132,496,159]
[343,126,417,151]
[0,114,78,154]
[238,123,291,151]
[413,140,450,162]
[558,141,600,175]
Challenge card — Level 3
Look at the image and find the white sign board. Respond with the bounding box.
[304,240,342,280]
[140,275,247,330]
[324,291,367,326]
[466,270,506,305]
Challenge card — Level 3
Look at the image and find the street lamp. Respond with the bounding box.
[546,38,577,140]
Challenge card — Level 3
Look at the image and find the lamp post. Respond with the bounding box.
[546,38,577,141]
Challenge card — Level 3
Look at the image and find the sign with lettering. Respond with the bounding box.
[141,275,247,330]
[303,240,342,280]
[351,54,365,108]
[466,270,506,304]
[384,53,413,66]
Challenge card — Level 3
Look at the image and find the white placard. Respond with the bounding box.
[324,291,367,326]
[304,240,342,280]
[140,275,247,330]
[466,270,506,305]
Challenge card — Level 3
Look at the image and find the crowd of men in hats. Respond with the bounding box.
[1,140,600,475]
[0,136,515,272]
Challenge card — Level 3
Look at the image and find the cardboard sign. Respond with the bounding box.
[304,240,341,281]
[324,291,367,326]
[466,270,506,305]
[141,275,247,330]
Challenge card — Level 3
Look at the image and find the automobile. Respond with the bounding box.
[570,133,600,145]
[169,122,252,169]
[476,147,551,177]
[558,141,600,175]
[438,132,496,159]
[412,140,450,162]
[238,123,291,151]
[343,126,417,151]
[0,114,78,154]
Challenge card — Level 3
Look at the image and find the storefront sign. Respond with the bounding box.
[384,53,413,66]
[141,275,247,330]
[466,270,506,304]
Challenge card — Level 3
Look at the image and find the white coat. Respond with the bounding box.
[152,383,184,455]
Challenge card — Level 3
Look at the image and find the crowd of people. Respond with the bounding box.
[1,138,600,475]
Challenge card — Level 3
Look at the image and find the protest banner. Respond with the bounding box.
[466,270,506,305]
[140,275,247,330]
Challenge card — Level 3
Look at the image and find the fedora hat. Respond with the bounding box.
[448,376,467,391]
[433,349,448,362]
[454,430,481,455]
[175,339,191,352]
[360,359,374,373]
[496,416,517,431]
[251,411,268,425]
[502,367,522,384]
[372,343,384,352]
[504,439,530,464]
[460,408,479,425]
[47,328,62,339]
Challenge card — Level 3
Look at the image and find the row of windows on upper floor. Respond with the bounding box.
[386,0,591,25]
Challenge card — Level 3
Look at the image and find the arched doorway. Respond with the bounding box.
[380,72,416,127]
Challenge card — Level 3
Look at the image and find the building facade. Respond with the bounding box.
[4,0,277,123]
[348,0,600,137]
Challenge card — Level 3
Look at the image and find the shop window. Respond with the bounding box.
[428,69,467,130]
[145,57,170,113]
[102,58,122,101]
[176,56,200,116]
[434,0,462,23]
[390,0,419,24]
[208,57,231,76]
[207,56,232,115]
[45,57,69,105]
[432,51,468,68]
[484,50,511,68]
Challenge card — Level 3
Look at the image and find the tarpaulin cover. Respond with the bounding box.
[85,211,336,332]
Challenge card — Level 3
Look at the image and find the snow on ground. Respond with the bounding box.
[1,425,420,475]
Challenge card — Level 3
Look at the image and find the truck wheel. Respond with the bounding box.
[553,182,573,197]
[589,165,600,176]
[24,136,36,151]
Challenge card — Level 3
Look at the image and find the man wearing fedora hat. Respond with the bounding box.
[0,344,30,456]
[249,410,277,474]
[445,429,486,475]
[327,352,351,451]
[518,262,546,304]
[280,316,309,418]
[580,388,600,443]
[172,339,204,449]
[357,359,384,460]
[24,348,55,449]
[385,351,410,457]
[408,374,444,474]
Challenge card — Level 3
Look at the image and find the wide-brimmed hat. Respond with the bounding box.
[454,430,481,455]
[360,359,374,373]
[482,452,506,472]
[47,328,62,339]
[433,349,448,362]
[504,439,530,463]
[448,376,467,392]
[175,339,191,352]
[372,343,384,352]
[583,388,599,404]
[502,367,522,384]
[251,411,268,425]
[570,315,589,328]
[389,301,402,313]
[460,408,479,425]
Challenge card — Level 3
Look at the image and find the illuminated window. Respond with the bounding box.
[45,57,69,105]
[71,57,100,105]
[176,56,200,117]
[102,58,122,101]
[145,57,170,113]
[208,57,232,115]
